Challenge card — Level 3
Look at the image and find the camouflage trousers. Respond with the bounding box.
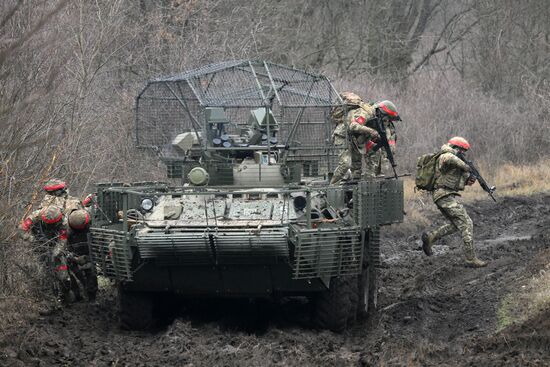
[330,144,363,184]
[430,194,476,260]
[363,150,391,178]
[36,241,71,303]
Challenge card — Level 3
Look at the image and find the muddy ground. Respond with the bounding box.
[1,194,549,366]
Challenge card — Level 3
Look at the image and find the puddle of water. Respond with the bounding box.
[481,235,532,245]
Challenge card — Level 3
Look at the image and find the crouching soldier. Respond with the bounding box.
[20,206,73,305]
[421,137,487,268]
[67,208,98,302]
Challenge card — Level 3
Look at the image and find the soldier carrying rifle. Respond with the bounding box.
[418,137,495,268]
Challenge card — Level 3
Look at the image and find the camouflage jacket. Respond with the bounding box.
[40,194,83,214]
[365,118,396,156]
[20,209,68,247]
[346,103,378,148]
[433,144,471,202]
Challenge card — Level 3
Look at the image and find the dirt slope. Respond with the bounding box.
[1,194,549,367]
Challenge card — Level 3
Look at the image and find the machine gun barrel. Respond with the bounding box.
[456,151,497,202]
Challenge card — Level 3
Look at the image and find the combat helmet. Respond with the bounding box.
[340,92,363,106]
[43,179,67,194]
[448,136,470,151]
[40,206,63,225]
[374,100,401,121]
[68,209,91,230]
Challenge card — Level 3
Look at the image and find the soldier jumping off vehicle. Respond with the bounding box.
[330,92,380,184]
[363,100,401,177]
[421,137,488,268]
[20,205,74,305]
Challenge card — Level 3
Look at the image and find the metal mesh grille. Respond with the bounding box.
[367,228,381,269]
[90,228,132,281]
[355,180,404,228]
[136,231,213,265]
[135,60,342,176]
[214,229,289,263]
[290,226,363,279]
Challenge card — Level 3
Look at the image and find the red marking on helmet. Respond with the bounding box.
[21,217,33,231]
[365,140,375,152]
[41,211,62,224]
[55,265,68,272]
[59,229,68,240]
[379,103,398,117]
[355,116,366,125]
[43,182,66,191]
[448,138,470,150]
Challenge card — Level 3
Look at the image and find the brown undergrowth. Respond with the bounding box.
[392,159,550,237]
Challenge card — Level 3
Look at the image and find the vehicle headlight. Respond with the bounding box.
[140,198,154,212]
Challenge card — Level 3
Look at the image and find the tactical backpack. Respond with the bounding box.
[415,152,443,191]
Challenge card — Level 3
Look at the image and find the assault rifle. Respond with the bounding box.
[370,111,398,179]
[456,151,497,202]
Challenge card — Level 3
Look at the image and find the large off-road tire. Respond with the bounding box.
[312,276,357,332]
[117,286,154,330]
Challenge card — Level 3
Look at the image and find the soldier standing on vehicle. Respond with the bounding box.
[330,92,380,184]
[364,100,401,177]
[421,137,488,268]
[20,205,74,305]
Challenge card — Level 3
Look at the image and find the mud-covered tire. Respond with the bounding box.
[312,276,356,332]
[118,287,154,330]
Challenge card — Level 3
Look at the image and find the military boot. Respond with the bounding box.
[464,257,488,268]
[464,242,487,268]
[421,232,436,256]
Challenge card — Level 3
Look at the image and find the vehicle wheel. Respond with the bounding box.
[118,286,154,330]
[312,276,356,332]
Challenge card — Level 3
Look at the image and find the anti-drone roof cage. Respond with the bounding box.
[135,60,344,177]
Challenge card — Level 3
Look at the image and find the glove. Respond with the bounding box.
[370,131,380,142]
[466,175,477,186]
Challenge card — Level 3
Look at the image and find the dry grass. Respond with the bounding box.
[394,159,550,236]
[496,249,550,330]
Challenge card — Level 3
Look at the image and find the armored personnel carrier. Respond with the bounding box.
[90,60,403,331]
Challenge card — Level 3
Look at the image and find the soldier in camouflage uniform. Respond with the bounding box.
[40,179,98,301]
[40,179,83,213]
[20,206,74,304]
[363,100,401,177]
[330,92,380,184]
[67,209,98,302]
[421,137,487,268]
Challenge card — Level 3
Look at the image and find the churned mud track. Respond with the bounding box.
[1,194,549,366]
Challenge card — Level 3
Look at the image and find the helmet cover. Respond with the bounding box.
[40,206,63,224]
[340,92,363,105]
[68,209,90,230]
[43,179,66,192]
[375,100,400,119]
[448,136,470,150]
